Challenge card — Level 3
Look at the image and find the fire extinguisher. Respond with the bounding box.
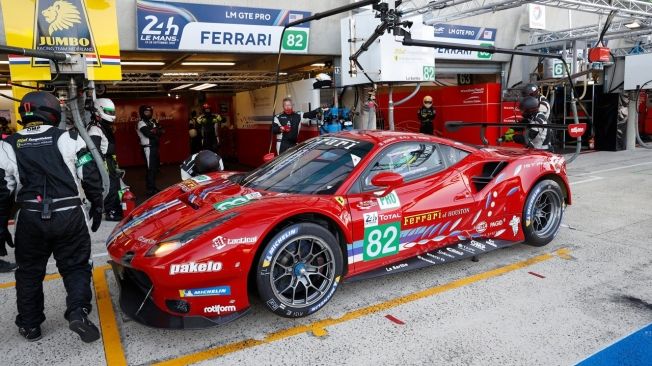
[121,188,136,217]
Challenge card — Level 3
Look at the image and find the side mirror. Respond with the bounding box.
[370,172,404,197]
[262,153,276,163]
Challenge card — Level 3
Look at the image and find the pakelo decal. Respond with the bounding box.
[169,261,222,275]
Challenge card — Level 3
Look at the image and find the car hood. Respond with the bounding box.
[108,172,282,252]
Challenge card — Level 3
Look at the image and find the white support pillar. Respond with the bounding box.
[626,90,637,150]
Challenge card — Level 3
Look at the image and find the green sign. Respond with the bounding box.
[282,30,309,52]
[423,66,435,81]
[478,43,493,59]
[363,222,400,261]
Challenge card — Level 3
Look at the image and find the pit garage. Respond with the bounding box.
[0,0,651,365]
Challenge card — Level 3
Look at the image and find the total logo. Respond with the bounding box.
[212,236,257,250]
[169,261,222,275]
[475,221,487,234]
[204,304,237,315]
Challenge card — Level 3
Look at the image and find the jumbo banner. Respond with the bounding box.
[0,0,122,81]
[136,0,311,53]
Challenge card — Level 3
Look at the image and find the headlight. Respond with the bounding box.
[145,241,185,257]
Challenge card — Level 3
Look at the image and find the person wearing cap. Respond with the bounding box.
[197,103,223,153]
[180,150,224,181]
[502,96,551,150]
[272,97,322,154]
[417,96,436,135]
[136,105,164,196]
[0,91,103,342]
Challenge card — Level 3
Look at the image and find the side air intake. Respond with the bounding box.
[471,162,508,192]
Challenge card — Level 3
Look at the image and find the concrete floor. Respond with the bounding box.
[0,148,651,366]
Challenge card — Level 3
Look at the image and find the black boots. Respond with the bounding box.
[0,259,17,272]
[68,308,100,343]
[18,326,42,342]
[105,210,123,222]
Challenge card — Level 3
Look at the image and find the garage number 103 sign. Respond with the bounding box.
[136,0,311,53]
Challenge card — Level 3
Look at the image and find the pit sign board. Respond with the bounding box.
[431,23,497,61]
[0,0,122,81]
[136,0,311,54]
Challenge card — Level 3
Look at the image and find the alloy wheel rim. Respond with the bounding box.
[532,190,561,236]
[269,235,335,307]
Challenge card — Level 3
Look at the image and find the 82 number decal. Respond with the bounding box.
[282,30,309,52]
[363,222,400,261]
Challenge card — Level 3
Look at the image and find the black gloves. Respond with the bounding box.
[90,205,103,232]
[0,224,13,257]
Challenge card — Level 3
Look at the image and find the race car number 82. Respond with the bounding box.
[363,222,400,261]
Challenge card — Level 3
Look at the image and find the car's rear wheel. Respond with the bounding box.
[256,223,343,318]
[523,179,564,247]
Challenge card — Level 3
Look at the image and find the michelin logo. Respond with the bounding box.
[179,286,231,297]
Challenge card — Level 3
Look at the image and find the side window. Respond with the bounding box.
[439,144,470,166]
[361,142,445,191]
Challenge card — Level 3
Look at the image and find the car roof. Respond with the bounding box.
[329,130,479,151]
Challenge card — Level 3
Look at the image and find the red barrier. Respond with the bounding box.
[236,125,319,167]
[376,83,503,145]
[113,98,190,167]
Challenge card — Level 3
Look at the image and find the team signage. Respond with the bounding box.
[0,0,122,81]
[431,23,497,61]
[136,0,311,53]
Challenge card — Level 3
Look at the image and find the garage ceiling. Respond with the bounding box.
[0,51,335,95]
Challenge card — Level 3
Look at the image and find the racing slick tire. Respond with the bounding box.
[523,179,564,247]
[256,223,343,318]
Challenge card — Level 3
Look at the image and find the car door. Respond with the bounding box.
[346,141,475,276]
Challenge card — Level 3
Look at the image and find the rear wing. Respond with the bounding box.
[445,121,587,163]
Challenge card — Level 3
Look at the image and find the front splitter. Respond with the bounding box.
[110,261,249,329]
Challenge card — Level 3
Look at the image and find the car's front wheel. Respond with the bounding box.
[523,179,565,247]
[256,223,343,318]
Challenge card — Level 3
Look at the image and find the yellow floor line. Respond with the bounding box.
[154,248,568,366]
[0,272,62,289]
[93,265,127,366]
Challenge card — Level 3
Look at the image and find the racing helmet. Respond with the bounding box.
[18,91,61,126]
[522,83,540,97]
[202,103,211,113]
[194,150,222,174]
[423,95,433,105]
[94,98,116,123]
[519,96,540,118]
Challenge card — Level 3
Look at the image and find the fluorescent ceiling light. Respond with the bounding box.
[0,61,8,65]
[311,63,326,67]
[182,62,235,66]
[170,84,194,91]
[279,72,288,76]
[163,72,199,76]
[190,83,217,91]
[121,61,165,66]
[625,21,641,29]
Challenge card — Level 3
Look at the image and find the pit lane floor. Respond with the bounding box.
[1,149,651,366]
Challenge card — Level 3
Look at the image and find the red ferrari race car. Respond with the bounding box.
[107,131,571,328]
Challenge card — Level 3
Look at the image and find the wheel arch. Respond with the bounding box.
[532,173,571,205]
[247,212,350,295]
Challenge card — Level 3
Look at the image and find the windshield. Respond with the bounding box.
[241,136,374,194]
